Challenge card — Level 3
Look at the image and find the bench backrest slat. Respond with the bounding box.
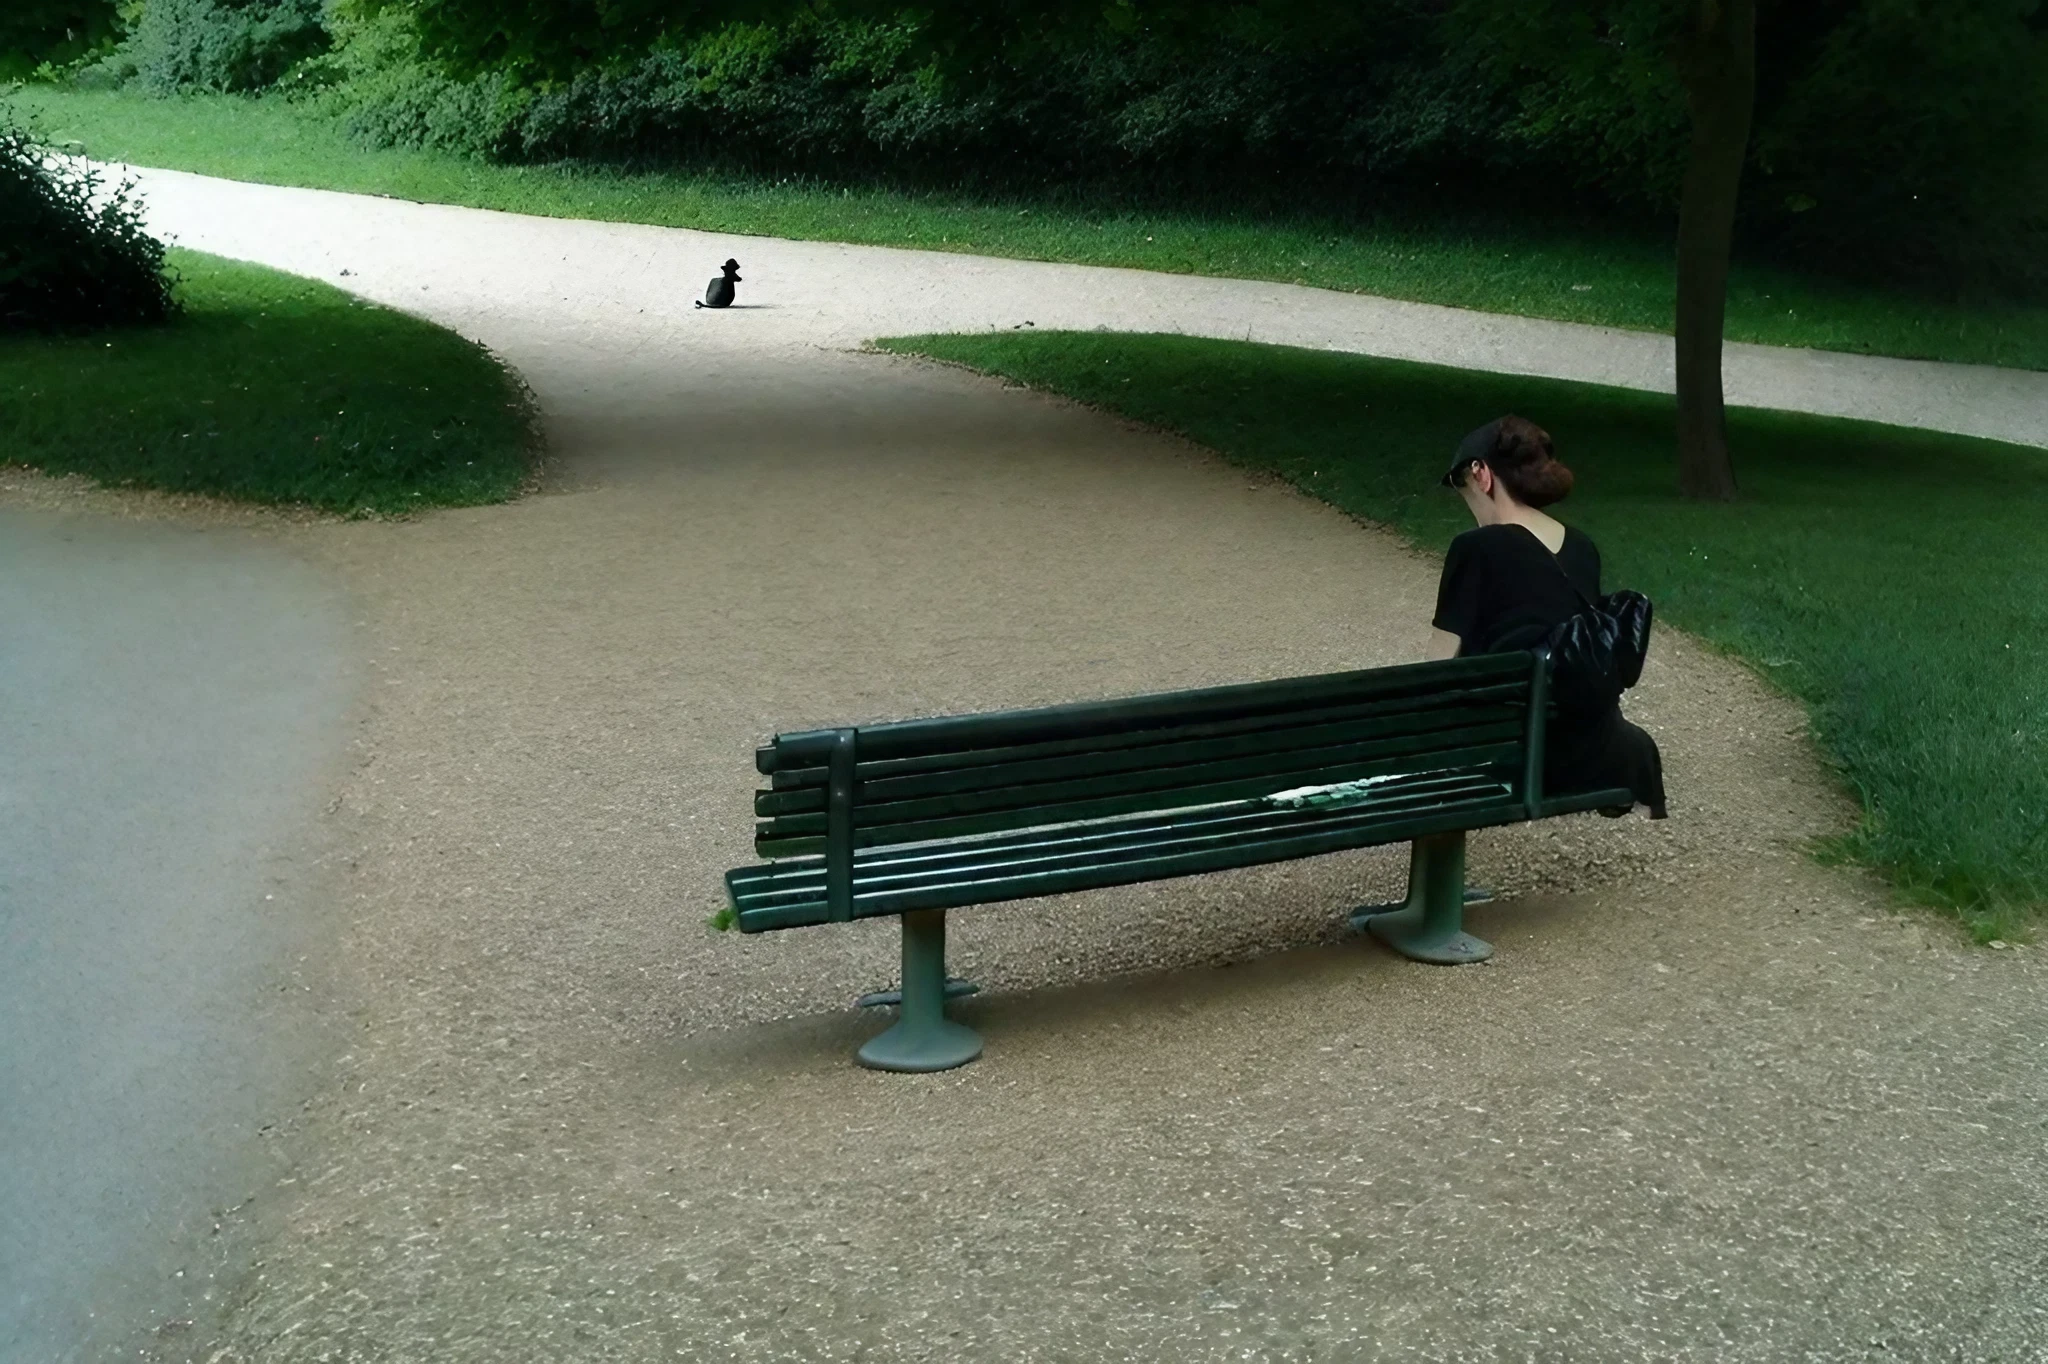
[762,682,1528,800]
[753,654,1543,860]
[758,656,1525,769]
[757,714,1523,822]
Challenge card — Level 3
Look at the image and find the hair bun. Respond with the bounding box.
[1492,415,1573,507]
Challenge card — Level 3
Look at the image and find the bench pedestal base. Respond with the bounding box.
[857,909,984,1073]
[858,1017,984,1073]
[1348,832,1494,965]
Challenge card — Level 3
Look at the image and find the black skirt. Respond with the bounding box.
[1545,703,1667,818]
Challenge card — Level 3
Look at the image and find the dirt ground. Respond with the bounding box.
[13,171,2048,1362]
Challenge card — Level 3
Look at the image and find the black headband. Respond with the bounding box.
[1440,419,1502,487]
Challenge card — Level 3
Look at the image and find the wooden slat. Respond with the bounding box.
[727,784,1634,931]
[757,654,1532,774]
[850,718,1524,825]
[732,770,1515,910]
[733,782,1507,909]
[735,793,1520,921]
[757,698,1525,815]
[765,682,1530,792]
[754,739,1525,857]
[757,720,1522,827]
[772,767,1506,883]
[854,654,1531,762]
[735,798,1522,930]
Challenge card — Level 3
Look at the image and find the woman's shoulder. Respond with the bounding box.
[1451,522,1559,564]
[1449,523,1523,555]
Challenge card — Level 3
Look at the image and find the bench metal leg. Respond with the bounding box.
[1347,832,1494,964]
[856,910,984,1073]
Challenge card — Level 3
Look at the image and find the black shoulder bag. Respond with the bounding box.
[1540,549,1653,723]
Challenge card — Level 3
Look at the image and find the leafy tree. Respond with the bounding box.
[0,0,123,76]
[1750,0,2048,300]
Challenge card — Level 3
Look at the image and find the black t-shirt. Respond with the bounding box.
[1432,523,1601,656]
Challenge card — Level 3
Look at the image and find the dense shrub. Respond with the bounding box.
[124,0,327,94]
[322,7,1478,200]
[312,6,524,157]
[0,118,177,331]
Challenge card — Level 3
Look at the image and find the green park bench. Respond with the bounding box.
[722,649,1631,1073]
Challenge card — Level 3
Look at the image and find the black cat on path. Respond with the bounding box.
[696,259,741,309]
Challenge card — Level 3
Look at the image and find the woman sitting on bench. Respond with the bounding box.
[1425,416,1667,820]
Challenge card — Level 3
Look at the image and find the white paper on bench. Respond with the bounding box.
[1261,775,1405,808]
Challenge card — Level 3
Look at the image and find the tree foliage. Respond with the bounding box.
[1446,0,2048,296]
[0,0,124,76]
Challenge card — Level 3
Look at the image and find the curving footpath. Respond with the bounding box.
[8,165,2047,1363]
[119,164,2048,452]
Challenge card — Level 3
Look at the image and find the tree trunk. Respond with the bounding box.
[1673,0,1755,502]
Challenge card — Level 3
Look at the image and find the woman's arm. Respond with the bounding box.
[1430,533,1479,663]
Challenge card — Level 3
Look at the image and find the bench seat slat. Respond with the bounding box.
[727,786,1630,931]
[755,739,1526,857]
[732,770,1516,910]
[764,682,1531,792]
[735,798,1522,929]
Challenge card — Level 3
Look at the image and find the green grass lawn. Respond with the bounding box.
[2,249,537,513]
[874,330,2048,940]
[15,86,2048,374]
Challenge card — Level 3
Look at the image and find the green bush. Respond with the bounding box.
[320,6,1462,194]
[314,6,522,157]
[0,117,176,331]
[125,0,327,94]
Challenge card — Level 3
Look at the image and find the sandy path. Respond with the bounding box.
[16,169,2047,1361]
[119,164,2048,452]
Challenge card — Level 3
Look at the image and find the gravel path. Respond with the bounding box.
[118,164,2048,451]
[17,168,2048,1362]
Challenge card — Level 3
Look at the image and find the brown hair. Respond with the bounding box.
[1486,415,1574,508]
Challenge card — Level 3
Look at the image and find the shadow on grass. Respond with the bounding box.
[1,249,537,515]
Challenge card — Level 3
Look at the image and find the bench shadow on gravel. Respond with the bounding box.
[648,889,1587,1085]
